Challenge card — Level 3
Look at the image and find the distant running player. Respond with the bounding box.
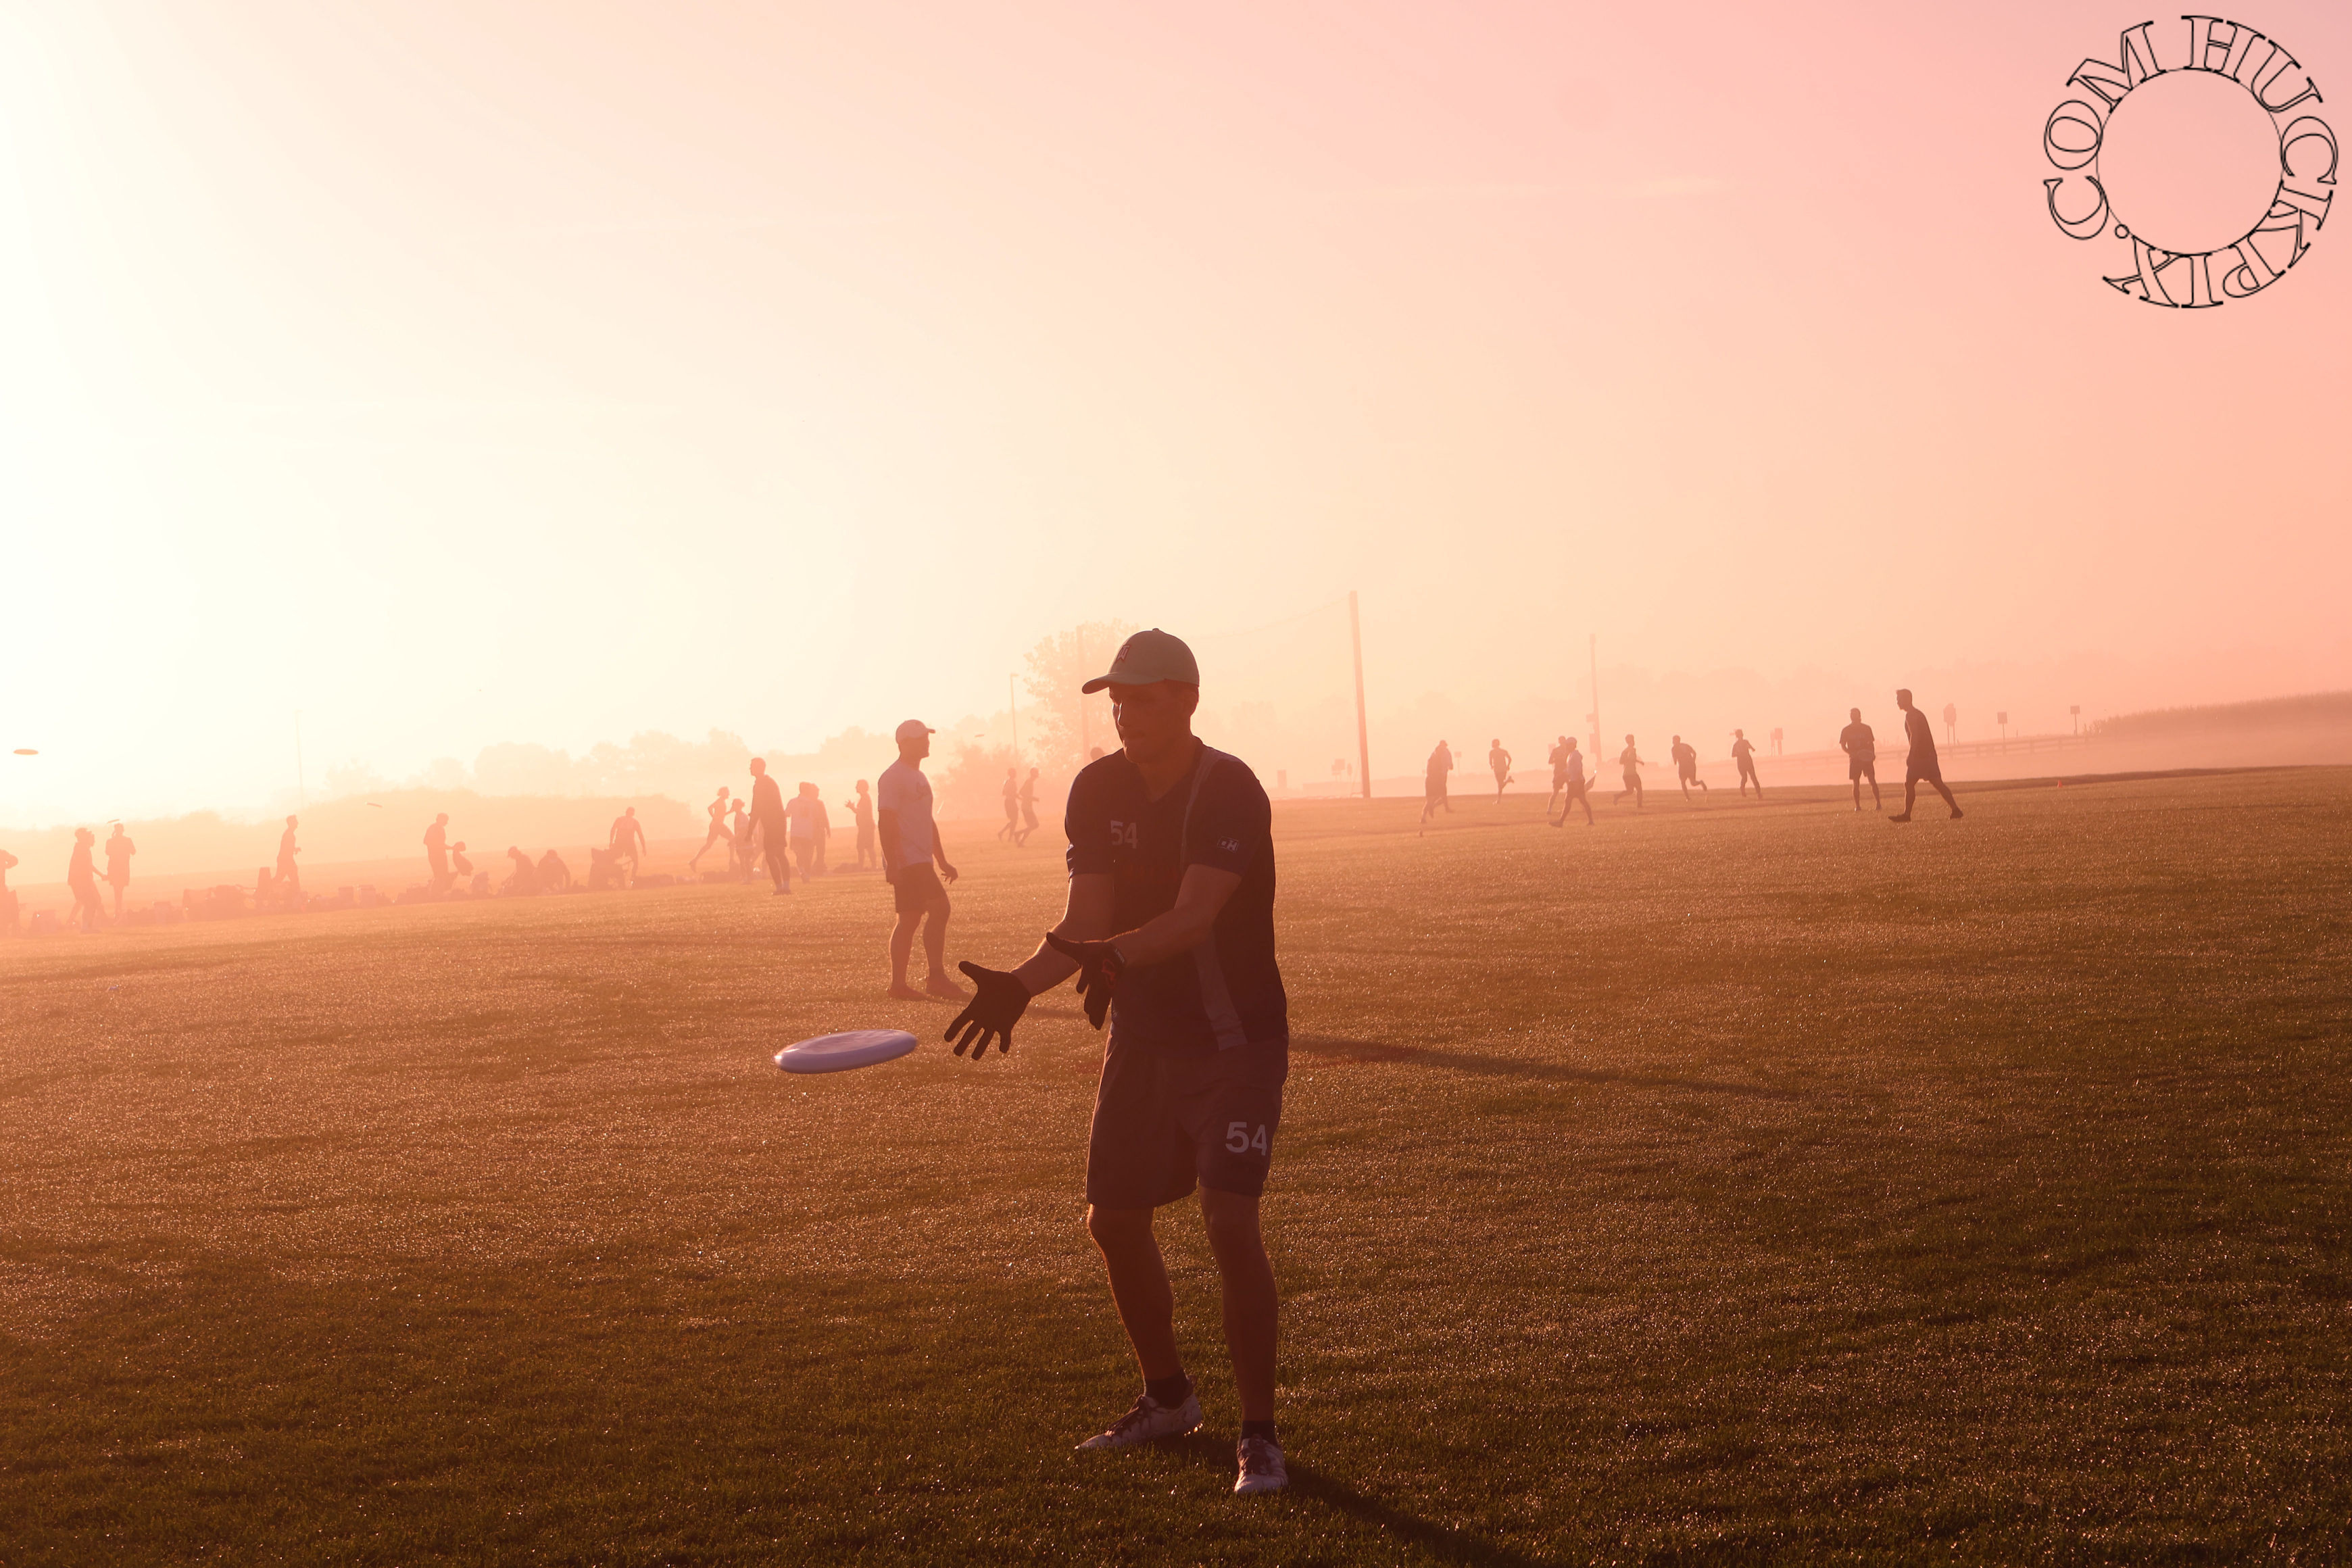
[1549,735,1594,827]
[1419,740,1454,833]
[1019,767,1041,847]
[1669,735,1707,800]
[1892,689,1963,822]
[1488,739,1512,804]
[688,787,732,871]
[103,823,136,918]
[1545,735,1570,815]
[998,768,1021,843]
[1839,708,1880,812]
[424,813,453,893]
[1613,735,1644,808]
[1730,730,1762,798]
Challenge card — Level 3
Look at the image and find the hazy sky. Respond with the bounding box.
[3,1,2347,823]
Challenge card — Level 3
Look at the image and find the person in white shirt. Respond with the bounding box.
[878,718,964,1000]
[1548,735,1594,827]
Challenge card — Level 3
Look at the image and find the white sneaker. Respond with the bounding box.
[1075,1392,1203,1450]
[1234,1435,1288,1496]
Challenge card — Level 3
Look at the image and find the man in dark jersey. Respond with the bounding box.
[1892,688,1963,822]
[745,758,791,895]
[1839,707,1880,812]
[944,628,1292,1498]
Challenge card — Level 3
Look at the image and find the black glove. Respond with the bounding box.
[1045,932,1127,1031]
[945,962,1029,1059]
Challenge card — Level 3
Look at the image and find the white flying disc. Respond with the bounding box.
[775,1028,918,1075]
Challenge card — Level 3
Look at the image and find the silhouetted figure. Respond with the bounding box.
[276,815,301,898]
[787,782,831,879]
[424,813,453,893]
[689,787,732,871]
[1614,735,1644,808]
[747,757,792,895]
[504,846,540,895]
[449,841,474,894]
[1018,768,1041,847]
[1419,740,1454,832]
[1892,689,1963,823]
[254,866,276,912]
[1488,739,1513,804]
[1730,730,1762,799]
[941,624,1292,1496]
[537,850,572,891]
[104,824,136,918]
[844,779,877,871]
[1088,746,1106,762]
[587,846,623,891]
[1545,735,1570,815]
[998,768,1021,842]
[67,828,104,931]
[1840,708,1880,812]
[1549,735,1594,827]
[1670,735,1707,800]
[1942,702,1957,745]
[879,718,960,999]
[608,807,647,888]
[0,846,18,933]
[728,797,753,879]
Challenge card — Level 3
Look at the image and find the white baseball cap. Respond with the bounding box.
[894,718,935,742]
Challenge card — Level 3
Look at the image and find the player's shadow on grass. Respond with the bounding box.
[1163,1432,1547,1566]
[1292,1033,1800,1101]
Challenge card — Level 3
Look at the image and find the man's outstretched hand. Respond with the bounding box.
[945,961,1028,1059]
[1044,932,1126,1031]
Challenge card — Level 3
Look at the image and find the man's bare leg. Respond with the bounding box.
[889,910,925,997]
[1201,1187,1278,1421]
[1085,1205,1183,1381]
[922,902,962,995]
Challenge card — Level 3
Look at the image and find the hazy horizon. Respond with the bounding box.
[5,1,2347,828]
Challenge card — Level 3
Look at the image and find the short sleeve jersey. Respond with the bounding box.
[783,795,820,837]
[105,837,134,879]
[1904,706,1938,763]
[876,761,937,866]
[1064,745,1288,1055]
[1564,748,1585,785]
[1840,722,1876,760]
[1732,739,1755,766]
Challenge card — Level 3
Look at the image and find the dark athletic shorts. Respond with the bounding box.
[1848,756,1876,780]
[890,862,949,914]
[1085,1033,1288,1207]
[1906,756,1944,785]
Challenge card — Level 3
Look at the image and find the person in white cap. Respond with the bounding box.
[944,627,1294,1498]
[879,718,962,1000]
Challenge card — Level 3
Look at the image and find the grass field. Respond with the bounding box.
[4,771,2349,1564]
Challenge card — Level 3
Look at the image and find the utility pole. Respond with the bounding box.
[1588,634,1600,757]
[1348,590,1371,801]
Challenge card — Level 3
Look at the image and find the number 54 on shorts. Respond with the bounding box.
[1225,1121,1269,1155]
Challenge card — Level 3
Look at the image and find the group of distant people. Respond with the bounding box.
[1417,688,1961,831]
